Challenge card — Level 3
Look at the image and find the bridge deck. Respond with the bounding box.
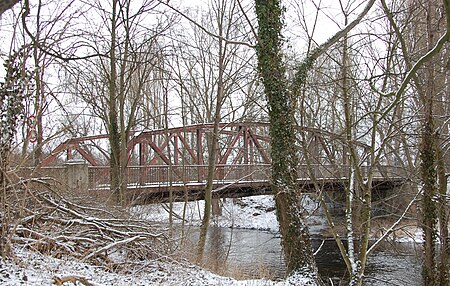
[124,178,405,204]
[88,164,406,203]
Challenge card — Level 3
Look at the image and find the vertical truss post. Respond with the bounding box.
[243,126,249,179]
[139,142,147,185]
[173,134,179,165]
[173,134,179,182]
[313,135,320,177]
[249,128,254,179]
[197,127,203,182]
[67,147,73,161]
[215,128,224,181]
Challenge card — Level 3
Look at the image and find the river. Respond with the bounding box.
[180,225,422,285]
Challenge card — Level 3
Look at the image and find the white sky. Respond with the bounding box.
[0,0,371,81]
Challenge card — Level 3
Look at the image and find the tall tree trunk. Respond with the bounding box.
[340,22,358,285]
[420,2,439,284]
[0,50,30,257]
[196,122,219,263]
[255,0,320,279]
[32,1,44,167]
[435,138,449,286]
[434,10,449,286]
[0,150,10,258]
[382,0,450,283]
[196,3,227,262]
[108,0,123,204]
[421,97,437,286]
[255,0,375,280]
[32,46,43,167]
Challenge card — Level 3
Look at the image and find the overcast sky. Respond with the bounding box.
[0,0,373,82]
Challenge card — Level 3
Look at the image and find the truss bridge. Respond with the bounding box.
[41,122,406,202]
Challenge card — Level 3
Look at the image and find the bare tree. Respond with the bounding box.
[379,1,450,284]
[165,0,260,262]
[64,0,173,205]
[20,0,87,165]
[291,0,450,284]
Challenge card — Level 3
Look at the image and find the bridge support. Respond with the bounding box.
[65,159,88,193]
[212,198,222,216]
[322,191,346,216]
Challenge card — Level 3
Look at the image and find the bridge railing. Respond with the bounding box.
[88,164,273,189]
[296,164,407,180]
[88,163,406,190]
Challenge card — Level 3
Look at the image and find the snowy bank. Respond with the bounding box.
[0,247,317,286]
[132,195,326,234]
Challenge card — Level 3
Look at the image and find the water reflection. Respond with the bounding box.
[181,225,421,285]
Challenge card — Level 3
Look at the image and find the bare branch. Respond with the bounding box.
[378,30,450,120]
[367,188,421,255]
[83,235,145,261]
[292,0,376,91]
[237,0,258,42]
[21,0,108,62]
[157,0,255,48]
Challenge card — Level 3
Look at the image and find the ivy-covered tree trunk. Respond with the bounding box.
[255,0,320,280]
[420,98,438,286]
[420,2,441,284]
[0,51,32,257]
[0,0,20,17]
[255,0,375,280]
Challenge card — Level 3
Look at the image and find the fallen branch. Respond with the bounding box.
[4,184,169,271]
[52,275,94,286]
[83,235,144,261]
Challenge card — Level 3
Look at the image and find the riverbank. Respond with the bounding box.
[0,195,324,286]
[0,246,317,285]
[0,195,423,285]
[132,194,423,243]
[132,195,324,233]
[131,194,424,284]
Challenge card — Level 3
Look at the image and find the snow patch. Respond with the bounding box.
[0,247,319,286]
[132,195,326,234]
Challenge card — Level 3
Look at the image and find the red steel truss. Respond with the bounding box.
[41,122,405,194]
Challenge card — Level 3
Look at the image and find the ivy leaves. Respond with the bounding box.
[0,48,34,152]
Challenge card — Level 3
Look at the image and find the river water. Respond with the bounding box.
[181,226,422,285]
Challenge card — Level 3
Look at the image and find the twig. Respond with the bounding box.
[157,0,255,48]
[368,188,421,255]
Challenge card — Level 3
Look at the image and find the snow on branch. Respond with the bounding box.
[4,184,169,271]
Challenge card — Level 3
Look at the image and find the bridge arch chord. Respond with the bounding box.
[41,135,110,166]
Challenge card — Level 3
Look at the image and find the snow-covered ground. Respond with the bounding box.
[0,247,316,286]
[0,195,322,286]
[131,195,326,234]
[1,195,423,285]
[131,194,422,243]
